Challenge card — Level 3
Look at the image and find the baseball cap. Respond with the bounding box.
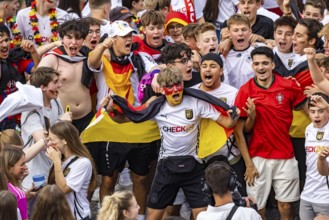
[165,11,189,34]
[110,6,134,22]
[108,20,136,38]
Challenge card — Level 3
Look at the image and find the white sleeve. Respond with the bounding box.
[65,158,92,192]
[196,99,221,121]
[194,0,205,19]
[138,52,157,73]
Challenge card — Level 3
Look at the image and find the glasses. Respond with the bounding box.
[171,57,190,65]
[88,29,101,36]
[168,24,184,31]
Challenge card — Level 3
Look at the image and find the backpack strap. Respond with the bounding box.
[226,205,239,220]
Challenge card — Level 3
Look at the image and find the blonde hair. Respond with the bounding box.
[318,23,329,37]
[157,66,184,87]
[194,22,216,41]
[227,14,251,29]
[98,191,135,220]
[0,129,23,151]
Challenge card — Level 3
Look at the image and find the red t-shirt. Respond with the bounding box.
[234,75,306,159]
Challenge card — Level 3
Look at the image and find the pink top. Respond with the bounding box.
[8,182,28,219]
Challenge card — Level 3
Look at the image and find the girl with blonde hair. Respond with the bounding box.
[98,190,140,220]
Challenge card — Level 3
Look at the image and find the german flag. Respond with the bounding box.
[111,88,235,158]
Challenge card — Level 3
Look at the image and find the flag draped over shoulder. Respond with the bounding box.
[81,54,160,144]
[111,88,235,158]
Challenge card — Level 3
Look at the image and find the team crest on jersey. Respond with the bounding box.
[219,97,227,103]
[185,109,193,120]
[63,168,71,177]
[288,59,294,68]
[316,131,324,140]
[276,93,284,104]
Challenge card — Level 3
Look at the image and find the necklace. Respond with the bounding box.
[0,17,22,48]
[28,1,59,47]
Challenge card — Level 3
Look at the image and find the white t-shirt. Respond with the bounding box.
[197,203,262,220]
[16,7,67,47]
[62,156,92,220]
[171,0,201,21]
[257,7,279,22]
[290,54,307,70]
[153,96,220,160]
[263,0,279,9]
[273,47,296,70]
[100,19,111,37]
[301,122,329,204]
[192,83,240,162]
[223,46,255,89]
[21,99,63,190]
[195,0,238,23]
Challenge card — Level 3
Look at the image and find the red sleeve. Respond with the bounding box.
[294,69,313,90]
[234,84,249,118]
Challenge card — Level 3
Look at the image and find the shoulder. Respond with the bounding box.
[17,7,30,17]
[236,207,262,219]
[56,8,68,16]
[256,15,274,25]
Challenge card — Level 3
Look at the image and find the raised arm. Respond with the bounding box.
[88,37,115,69]
[20,40,40,71]
[215,108,240,129]
[304,48,329,95]
[318,148,329,176]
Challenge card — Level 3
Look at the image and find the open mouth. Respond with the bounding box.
[209,48,216,53]
[279,42,286,47]
[1,47,8,53]
[90,40,97,45]
[153,36,160,41]
[69,47,78,54]
[172,93,180,100]
[243,11,251,16]
[125,42,132,50]
[237,39,244,44]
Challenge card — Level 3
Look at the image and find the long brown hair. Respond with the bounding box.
[0,169,8,190]
[47,121,97,193]
[0,190,18,220]
[31,185,75,220]
[0,147,25,187]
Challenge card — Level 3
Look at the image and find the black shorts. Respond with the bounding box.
[147,158,208,209]
[72,111,94,134]
[86,140,160,177]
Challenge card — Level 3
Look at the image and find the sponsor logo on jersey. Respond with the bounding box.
[305,145,329,154]
[185,109,193,120]
[162,124,195,133]
[316,131,324,140]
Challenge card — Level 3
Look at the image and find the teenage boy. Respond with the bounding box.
[38,19,94,133]
[89,0,112,37]
[182,23,199,51]
[88,20,159,220]
[21,66,71,202]
[222,14,257,89]
[299,93,329,219]
[234,46,307,219]
[103,66,240,220]
[0,25,40,131]
[133,10,169,72]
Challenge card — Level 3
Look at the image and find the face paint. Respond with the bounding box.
[163,82,183,95]
[163,82,184,106]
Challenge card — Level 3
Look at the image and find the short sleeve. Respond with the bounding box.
[290,79,307,109]
[65,158,92,192]
[234,86,249,118]
[197,99,221,121]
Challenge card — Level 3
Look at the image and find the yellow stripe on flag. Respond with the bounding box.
[198,119,234,158]
[81,108,160,143]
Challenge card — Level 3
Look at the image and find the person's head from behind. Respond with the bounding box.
[108,20,136,56]
[157,0,171,17]
[122,0,144,13]
[0,25,11,59]
[250,47,275,83]
[303,0,326,21]
[200,53,224,91]
[30,67,61,101]
[0,190,17,220]
[318,23,329,57]
[315,55,329,79]
[162,43,192,81]
[89,0,112,18]
[292,18,323,54]
[0,129,23,152]
[82,17,102,50]
[274,16,298,53]
[157,67,184,107]
[205,162,235,197]
[182,23,199,50]
[237,0,261,24]
[31,184,74,220]
[58,19,89,57]
[110,6,135,25]
[308,93,329,128]
[0,147,26,187]
[98,190,140,220]
[165,11,188,43]
[141,10,165,48]
[227,14,252,51]
[194,22,218,56]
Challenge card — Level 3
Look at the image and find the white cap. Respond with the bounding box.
[108,20,136,37]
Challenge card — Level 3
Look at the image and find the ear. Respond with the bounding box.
[256,1,261,9]
[40,85,47,92]
[271,61,275,70]
[122,209,129,218]
[308,38,316,47]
